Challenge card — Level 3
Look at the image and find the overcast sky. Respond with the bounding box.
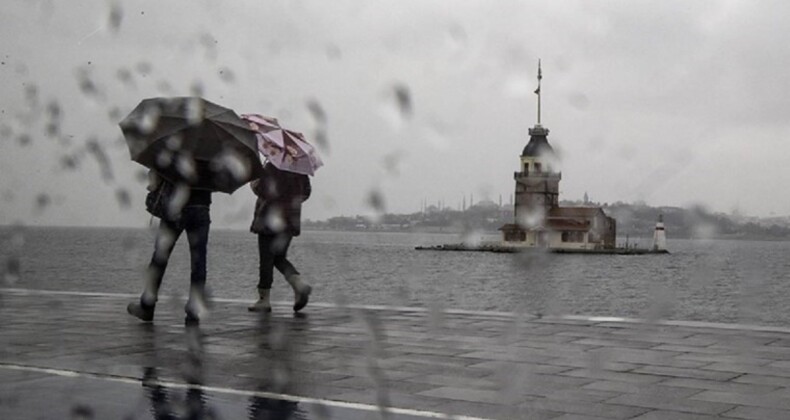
[2,0,790,228]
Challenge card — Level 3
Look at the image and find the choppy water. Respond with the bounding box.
[3,226,790,326]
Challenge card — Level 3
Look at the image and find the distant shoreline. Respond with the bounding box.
[2,224,790,242]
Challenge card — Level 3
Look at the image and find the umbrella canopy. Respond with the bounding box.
[241,113,323,176]
[120,97,264,193]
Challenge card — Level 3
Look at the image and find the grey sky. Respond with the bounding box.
[2,0,790,228]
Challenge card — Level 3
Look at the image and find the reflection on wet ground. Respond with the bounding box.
[0,369,431,419]
[4,288,790,419]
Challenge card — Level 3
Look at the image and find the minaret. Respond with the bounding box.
[513,59,561,226]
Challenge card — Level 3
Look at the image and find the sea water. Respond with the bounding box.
[3,226,790,327]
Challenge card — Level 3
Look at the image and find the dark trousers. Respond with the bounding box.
[258,233,298,290]
[144,206,211,303]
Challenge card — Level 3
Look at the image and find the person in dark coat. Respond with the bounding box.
[127,170,213,324]
[248,163,312,313]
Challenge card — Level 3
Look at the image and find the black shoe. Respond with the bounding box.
[127,301,155,322]
[184,312,200,325]
[293,285,312,312]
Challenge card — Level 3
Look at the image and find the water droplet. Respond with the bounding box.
[0,125,12,139]
[381,151,405,176]
[60,154,79,170]
[325,44,342,60]
[107,107,122,122]
[116,188,131,209]
[17,134,31,146]
[568,92,590,110]
[189,81,204,97]
[46,101,61,120]
[306,99,327,124]
[211,150,251,182]
[366,189,386,215]
[46,122,59,137]
[24,84,38,104]
[86,138,114,181]
[70,404,94,419]
[136,169,149,183]
[35,193,51,211]
[136,62,152,76]
[76,68,100,97]
[108,2,123,33]
[218,67,235,83]
[156,80,173,95]
[185,98,204,125]
[4,256,20,285]
[393,84,412,118]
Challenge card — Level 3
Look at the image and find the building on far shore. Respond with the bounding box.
[499,61,616,250]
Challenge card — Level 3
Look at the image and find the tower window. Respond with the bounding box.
[534,163,542,173]
[523,163,529,173]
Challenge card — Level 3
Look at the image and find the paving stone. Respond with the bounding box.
[416,386,527,405]
[721,405,790,419]
[606,393,735,415]
[520,398,649,419]
[732,374,790,387]
[550,415,613,420]
[703,362,790,377]
[629,410,724,419]
[432,399,558,420]
[691,390,790,410]
[581,381,702,399]
[560,368,667,384]
[659,377,780,394]
[543,388,622,403]
[631,365,741,381]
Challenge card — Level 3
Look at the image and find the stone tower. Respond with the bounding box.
[513,124,561,225]
[513,59,561,226]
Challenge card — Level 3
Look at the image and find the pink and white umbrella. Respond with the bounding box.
[240,113,323,176]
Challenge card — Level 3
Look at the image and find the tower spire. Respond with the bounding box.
[534,59,543,126]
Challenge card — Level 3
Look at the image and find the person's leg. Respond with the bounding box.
[184,206,210,322]
[144,219,182,302]
[249,233,275,312]
[272,233,311,312]
[271,233,297,278]
[128,219,182,321]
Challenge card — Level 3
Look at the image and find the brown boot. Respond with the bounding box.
[285,274,311,312]
[248,288,272,313]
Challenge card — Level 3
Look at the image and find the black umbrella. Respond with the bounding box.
[119,97,264,193]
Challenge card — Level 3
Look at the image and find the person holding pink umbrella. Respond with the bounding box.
[243,114,320,313]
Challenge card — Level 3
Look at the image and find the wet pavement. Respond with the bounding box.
[3,289,790,419]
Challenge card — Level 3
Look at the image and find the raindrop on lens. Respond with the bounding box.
[393,84,412,118]
[185,98,203,125]
[218,67,235,83]
[116,188,131,208]
[35,194,51,211]
[17,134,31,146]
[138,106,160,134]
[108,1,123,33]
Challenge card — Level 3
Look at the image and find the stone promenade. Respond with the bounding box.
[3,288,790,419]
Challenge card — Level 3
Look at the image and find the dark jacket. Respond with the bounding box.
[250,164,311,236]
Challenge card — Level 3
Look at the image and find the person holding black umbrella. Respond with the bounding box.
[120,97,266,324]
[127,166,213,324]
